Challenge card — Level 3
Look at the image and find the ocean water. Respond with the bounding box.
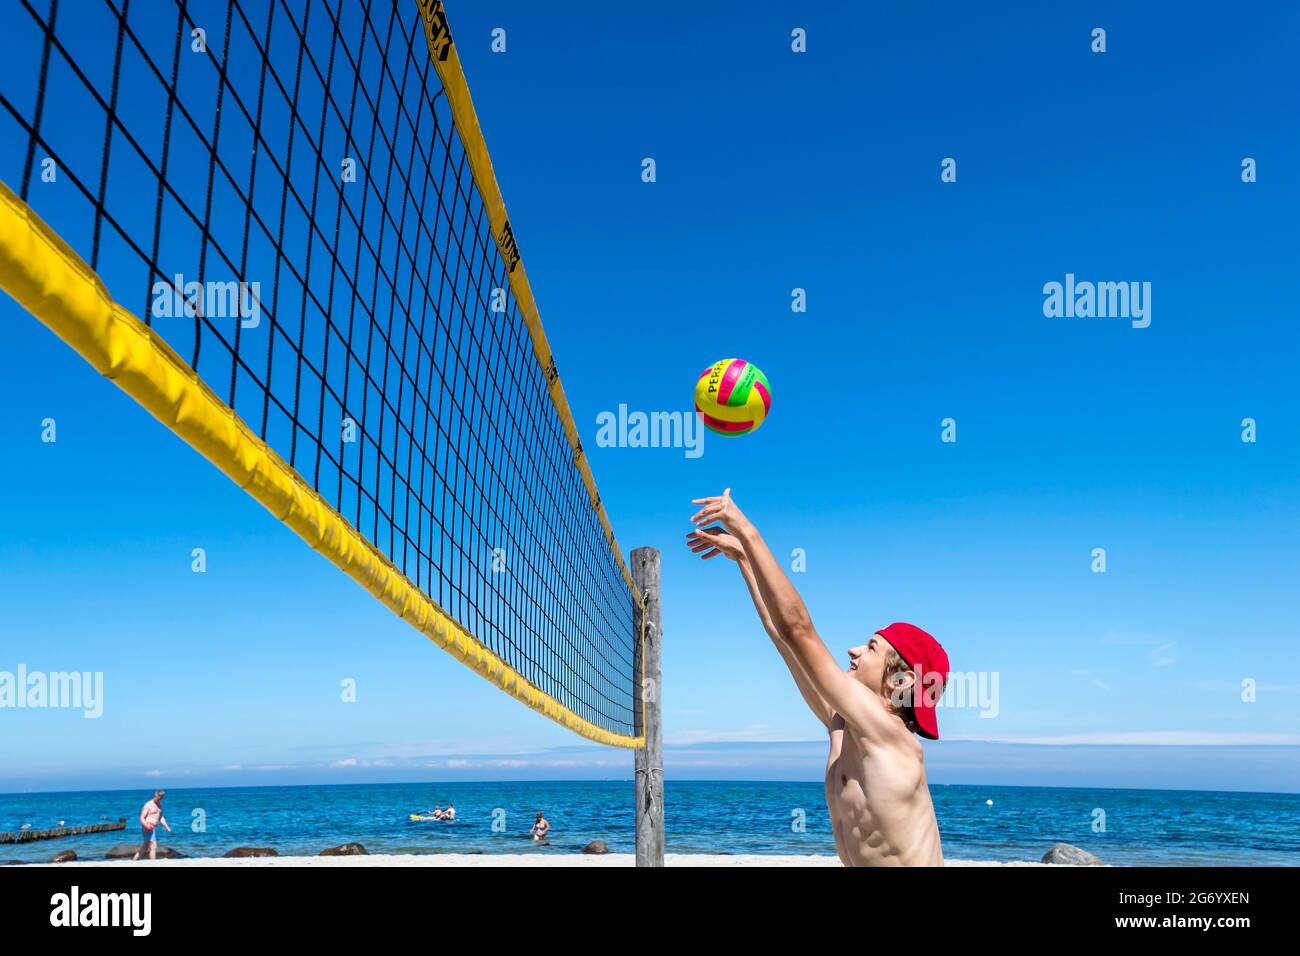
[1,781,1297,865]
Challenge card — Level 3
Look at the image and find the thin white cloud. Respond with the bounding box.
[1071,669,1113,692]
[1099,632,1178,665]
[1181,679,1300,695]
[423,757,605,770]
[945,731,1300,746]
[1101,632,1161,646]
[1150,641,1177,667]
[667,725,795,746]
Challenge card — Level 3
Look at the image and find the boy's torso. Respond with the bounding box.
[824,714,943,866]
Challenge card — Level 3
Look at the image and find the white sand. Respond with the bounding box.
[32,853,1054,867]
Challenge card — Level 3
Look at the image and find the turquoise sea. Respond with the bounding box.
[2,781,1297,865]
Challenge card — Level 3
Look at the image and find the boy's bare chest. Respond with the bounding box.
[825,718,863,791]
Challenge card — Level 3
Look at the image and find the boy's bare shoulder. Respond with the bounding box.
[830,707,923,754]
[832,689,924,748]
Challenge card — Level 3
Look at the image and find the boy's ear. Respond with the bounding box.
[886,670,917,706]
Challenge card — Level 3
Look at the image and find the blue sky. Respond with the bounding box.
[1,0,1298,794]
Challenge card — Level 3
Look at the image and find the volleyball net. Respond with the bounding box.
[0,0,644,746]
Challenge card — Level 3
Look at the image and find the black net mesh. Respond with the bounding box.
[0,0,639,739]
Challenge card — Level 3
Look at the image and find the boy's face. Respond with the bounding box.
[847,634,912,696]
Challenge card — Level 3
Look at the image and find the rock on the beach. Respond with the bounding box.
[223,847,279,858]
[51,850,77,863]
[1041,843,1103,865]
[319,842,369,856]
[581,840,610,855]
[104,844,184,859]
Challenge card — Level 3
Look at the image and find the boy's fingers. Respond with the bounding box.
[701,548,720,559]
[688,529,724,547]
[690,492,730,505]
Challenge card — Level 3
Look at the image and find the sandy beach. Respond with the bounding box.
[30,853,1055,867]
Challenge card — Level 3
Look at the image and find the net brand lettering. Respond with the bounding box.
[418,0,452,61]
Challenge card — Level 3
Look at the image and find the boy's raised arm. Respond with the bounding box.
[737,556,834,727]
[687,525,832,726]
[690,490,896,741]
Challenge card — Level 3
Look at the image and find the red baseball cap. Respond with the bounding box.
[876,622,949,740]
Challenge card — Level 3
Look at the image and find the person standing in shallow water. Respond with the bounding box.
[530,812,550,842]
[132,789,171,861]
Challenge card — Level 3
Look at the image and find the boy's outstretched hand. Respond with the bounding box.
[685,526,744,562]
[689,487,752,536]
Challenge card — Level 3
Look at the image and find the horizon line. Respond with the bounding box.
[3,778,1299,800]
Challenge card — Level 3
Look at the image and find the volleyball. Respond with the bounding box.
[694,358,771,437]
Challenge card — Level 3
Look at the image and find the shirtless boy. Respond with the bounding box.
[687,489,950,866]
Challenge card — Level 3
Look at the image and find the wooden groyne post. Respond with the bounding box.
[0,818,126,844]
